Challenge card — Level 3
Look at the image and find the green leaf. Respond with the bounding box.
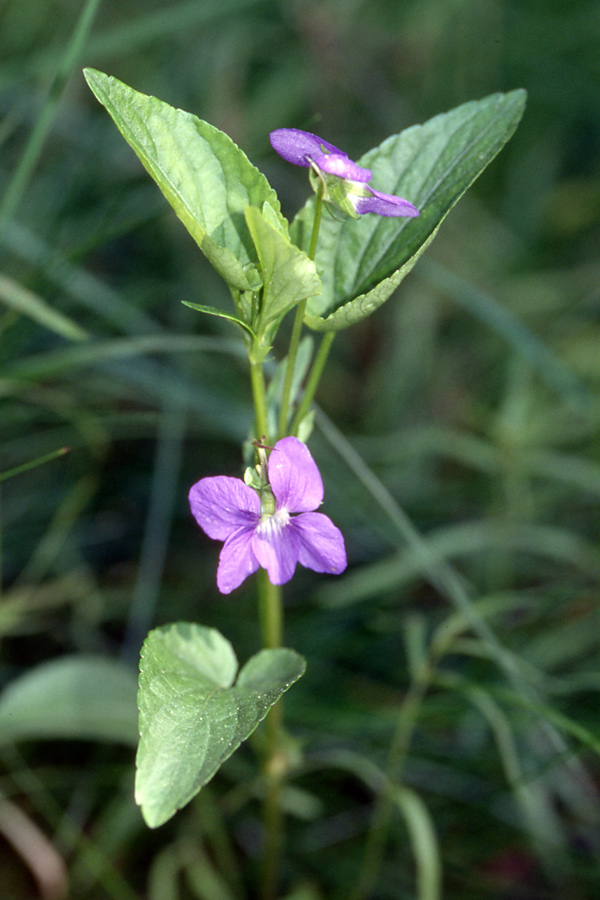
[291,90,526,330]
[135,623,306,828]
[182,301,256,338]
[0,656,138,746]
[244,206,321,335]
[84,68,287,292]
[0,273,89,341]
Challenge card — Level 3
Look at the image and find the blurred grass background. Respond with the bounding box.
[1,0,599,898]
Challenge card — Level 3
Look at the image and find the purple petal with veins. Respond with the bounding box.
[269,128,344,168]
[354,188,420,218]
[189,437,347,593]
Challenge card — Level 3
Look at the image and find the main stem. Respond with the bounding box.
[255,188,328,897]
[249,354,269,440]
[258,569,284,900]
[250,342,285,900]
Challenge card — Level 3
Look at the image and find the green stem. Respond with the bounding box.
[277,299,307,439]
[258,566,283,650]
[257,568,285,900]
[277,191,324,439]
[249,354,269,441]
[289,331,335,436]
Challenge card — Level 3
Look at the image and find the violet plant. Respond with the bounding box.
[84,67,525,894]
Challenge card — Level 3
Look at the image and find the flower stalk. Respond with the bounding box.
[277,189,324,439]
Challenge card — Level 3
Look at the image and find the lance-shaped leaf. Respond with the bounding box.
[244,206,321,338]
[291,90,526,330]
[84,69,286,292]
[135,623,306,828]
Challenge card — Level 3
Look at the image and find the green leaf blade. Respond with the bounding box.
[135,623,305,828]
[292,90,526,329]
[84,68,286,291]
[244,206,321,333]
[0,657,138,746]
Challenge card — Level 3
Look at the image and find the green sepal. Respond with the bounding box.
[84,68,286,292]
[292,90,527,331]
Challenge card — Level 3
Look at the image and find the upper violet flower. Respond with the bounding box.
[269,127,420,219]
[189,436,347,594]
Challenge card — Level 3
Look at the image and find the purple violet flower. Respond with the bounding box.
[269,127,420,219]
[189,436,347,594]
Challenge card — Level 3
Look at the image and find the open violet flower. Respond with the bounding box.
[189,436,347,594]
[270,127,420,219]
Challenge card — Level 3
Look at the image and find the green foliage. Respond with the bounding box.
[84,68,286,294]
[0,656,138,745]
[292,90,526,329]
[244,205,321,345]
[135,623,305,827]
[2,1,600,898]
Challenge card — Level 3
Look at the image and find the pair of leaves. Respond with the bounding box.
[85,68,526,336]
[135,623,305,828]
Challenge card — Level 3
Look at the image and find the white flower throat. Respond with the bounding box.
[257,508,290,535]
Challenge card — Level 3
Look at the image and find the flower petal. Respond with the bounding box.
[189,476,260,540]
[354,188,420,217]
[269,128,345,168]
[268,437,323,513]
[292,513,347,575]
[314,153,372,183]
[217,526,259,594]
[252,514,300,585]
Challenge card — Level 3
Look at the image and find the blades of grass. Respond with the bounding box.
[318,520,600,607]
[307,749,441,900]
[417,258,590,410]
[0,0,102,241]
[356,426,600,498]
[2,334,244,384]
[1,340,250,440]
[439,673,570,879]
[184,843,239,900]
[0,744,141,900]
[391,787,441,900]
[13,475,96,588]
[121,397,186,664]
[84,358,250,440]
[3,0,265,85]
[5,222,163,336]
[0,446,70,485]
[491,683,600,758]
[0,570,98,638]
[314,409,593,801]
[0,274,88,341]
[147,844,181,900]
[315,411,521,675]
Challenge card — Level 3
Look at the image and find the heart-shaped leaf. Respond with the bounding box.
[135,623,305,828]
[84,68,287,292]
[291,90,526,330]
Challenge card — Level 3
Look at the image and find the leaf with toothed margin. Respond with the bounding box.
[291,90,526,330]
[84,68,287,293]
[135,623,305,828]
